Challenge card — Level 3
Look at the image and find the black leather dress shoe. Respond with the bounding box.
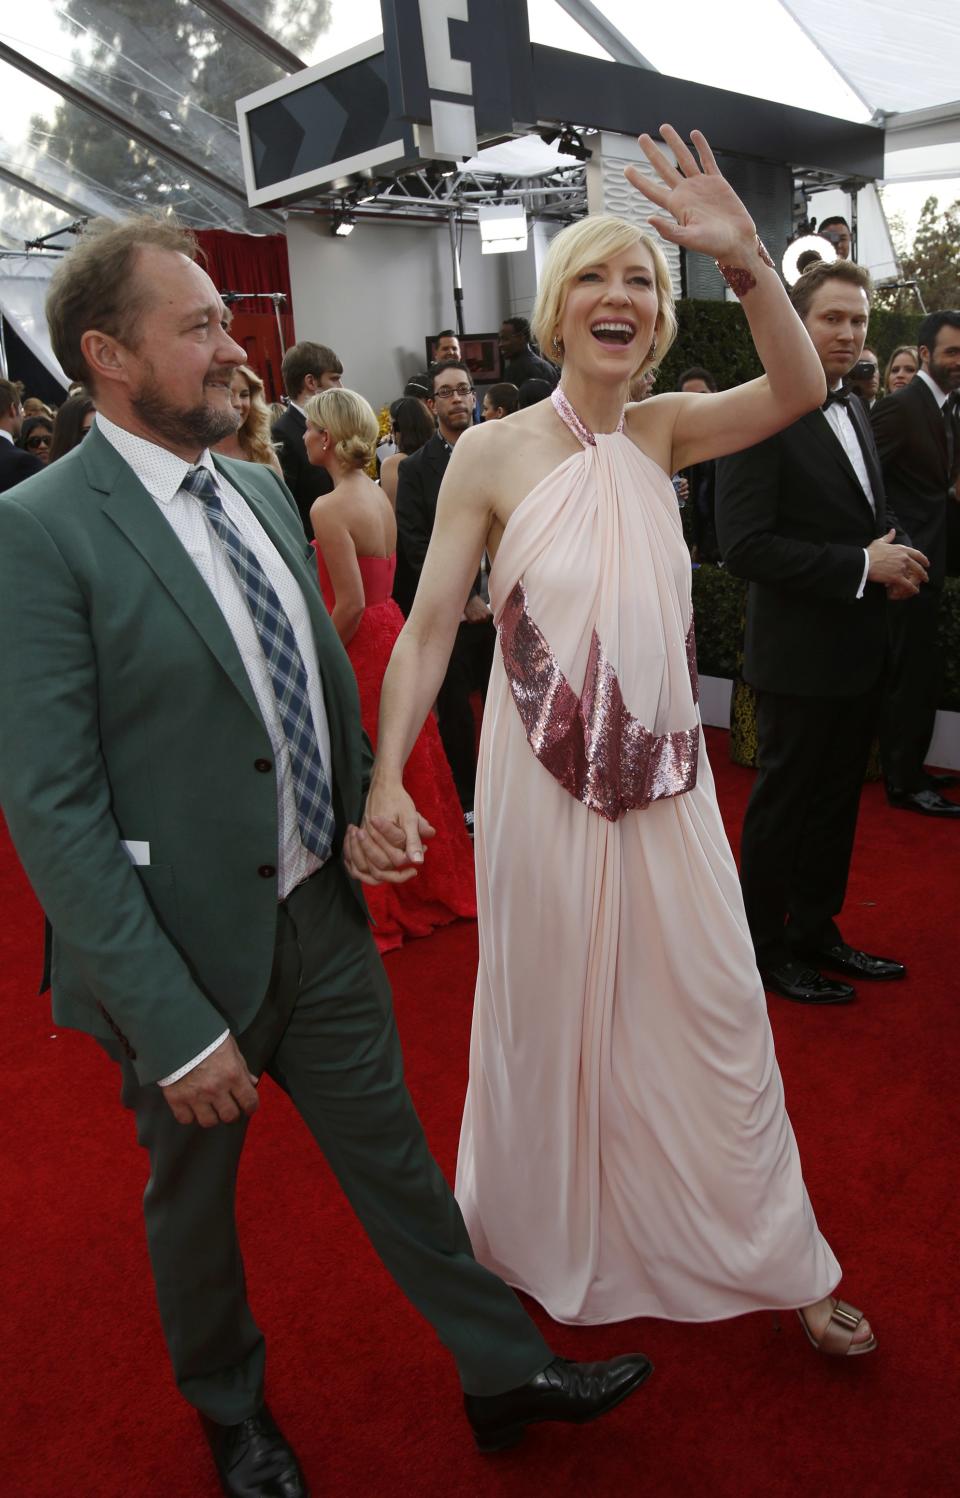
[200,1406,308,1498]
[760,961,854,1005]
[464,1354,653,1453]
[807,941,906,982]
[888,787,960,818]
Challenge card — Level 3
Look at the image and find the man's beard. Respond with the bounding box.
[930,354,960,392]
[131,373,240,451]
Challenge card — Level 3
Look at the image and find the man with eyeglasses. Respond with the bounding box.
[0,379,44,492]
[394,360,495,827]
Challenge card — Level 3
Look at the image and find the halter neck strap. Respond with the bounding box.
[551,385,626,448]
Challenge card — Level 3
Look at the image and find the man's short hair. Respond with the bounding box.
[436,327,458,341]
[0,376,22,419]
[788,259,873,323]
[485,381,520,414]
[502,315,530,339]
[677,366,717,392]
[917,310,960,355]
[429,359,473,393]
[281,341,343,400]
[46,214,197,385]
[818,215,850,234]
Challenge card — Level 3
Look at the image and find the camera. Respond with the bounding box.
[849,360,878,381]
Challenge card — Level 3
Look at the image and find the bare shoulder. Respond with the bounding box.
[623,393,683,474]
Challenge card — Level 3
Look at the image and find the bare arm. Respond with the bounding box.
[380,452,401,508]
[310,499,365,646]
[624,126,826,473]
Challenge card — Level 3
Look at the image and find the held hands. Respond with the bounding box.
[463,595,493,625]
[866,529,930,600]
[343,779,436,886]
[624,125,758,264]
[162,1034,259,1127]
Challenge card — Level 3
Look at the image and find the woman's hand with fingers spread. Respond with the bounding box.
[624,124,758,264]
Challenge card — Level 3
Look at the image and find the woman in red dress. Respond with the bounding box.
[304,386,476,952]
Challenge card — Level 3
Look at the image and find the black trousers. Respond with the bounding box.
[104,863,550,1424]
[740,685,880,968]
[879,586,942,794]
[437,618,496,812]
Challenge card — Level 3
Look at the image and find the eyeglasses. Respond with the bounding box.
[26,435,52,450]
[433,384,474,400]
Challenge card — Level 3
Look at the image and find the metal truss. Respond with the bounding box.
[286,163,589,228]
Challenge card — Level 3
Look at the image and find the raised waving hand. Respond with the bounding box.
[624,124,759,264]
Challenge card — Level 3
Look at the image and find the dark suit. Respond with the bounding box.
[871,376,958,792]
[716,399,902,966]
[503,347,559,389]
[0,427,549,1424]
[0,436,43,493]
[395,432,495,812]
[270,402,333,536]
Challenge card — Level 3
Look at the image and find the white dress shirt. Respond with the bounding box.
[0,428,14,445]
[822,390,876,598]
[915,367,950,411]
[95,415,333,1084]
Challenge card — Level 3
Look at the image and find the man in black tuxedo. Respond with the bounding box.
[0,379,43,492]
[716,260,925,1005]
[271,342,340,535]
[394,360,494,824]
[871,309,960,818]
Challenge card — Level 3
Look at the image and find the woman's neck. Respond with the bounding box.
[557,367,629,435]
[214,430,245,459]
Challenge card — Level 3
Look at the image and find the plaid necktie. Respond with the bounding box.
[182,465,335,860]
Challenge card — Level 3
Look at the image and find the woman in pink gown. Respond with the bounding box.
[349,127,875,1356]
[304,387,476,953]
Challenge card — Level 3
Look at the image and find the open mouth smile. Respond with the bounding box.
[591,320,636,346]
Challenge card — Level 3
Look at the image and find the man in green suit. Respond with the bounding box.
[0,217,650,1497]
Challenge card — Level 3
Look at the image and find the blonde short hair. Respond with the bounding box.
[304,387,379,470]
[531,215,677,379]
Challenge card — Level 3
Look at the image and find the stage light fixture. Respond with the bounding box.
[332,208,356,237]
[479,202,528,255]
[781,234,837,285]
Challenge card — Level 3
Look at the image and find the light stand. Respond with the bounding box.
[448,208,465,338]
[219,289,289,354]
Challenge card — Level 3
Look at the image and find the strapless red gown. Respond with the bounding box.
[316,547,476,952]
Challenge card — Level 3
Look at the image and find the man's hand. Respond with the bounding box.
[462,595,492,625]
[343,778,437,886]
[866,529,929,597]
[161,1035,259,1127]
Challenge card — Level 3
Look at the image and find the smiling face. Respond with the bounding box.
[557,242,659,384]
[86,247,247,457]
[229,370,252,429]
[887,349,918,392]
[800,278,870,384]
[922,323,960,395]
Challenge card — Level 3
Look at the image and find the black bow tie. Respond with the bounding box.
[823,389,852,411]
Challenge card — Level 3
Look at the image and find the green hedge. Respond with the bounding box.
[658,300,924,394]
[692,563,960,712]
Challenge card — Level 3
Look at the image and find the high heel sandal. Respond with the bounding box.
[798,1297,877,1356]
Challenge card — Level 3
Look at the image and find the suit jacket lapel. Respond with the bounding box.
[913,377,949,466]
[87,434,263,725]
[847,396,886,528]
[803,410,878,524]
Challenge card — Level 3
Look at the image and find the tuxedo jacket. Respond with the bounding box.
[270,403,333,536]
[0,438,43,494]
[871,377,955,586]
[715,400,906,698]
[393,432,483,617]
[0,427,370,1084]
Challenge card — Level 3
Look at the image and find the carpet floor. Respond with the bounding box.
[1,728,957,1496]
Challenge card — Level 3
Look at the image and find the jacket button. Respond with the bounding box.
[254,758,272,772]
[257,864,276,879]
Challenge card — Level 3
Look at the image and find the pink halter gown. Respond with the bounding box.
[455,388,841,1325]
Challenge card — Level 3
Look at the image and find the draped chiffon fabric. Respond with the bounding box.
[316,548,476,953]
[455,402,840,1325]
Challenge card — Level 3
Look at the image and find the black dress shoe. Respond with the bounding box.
[887,787,960,818]
[806,941,906,982]
[464,1354,653,1453]
[760,961,854,1005]
[200,1406,308,1498]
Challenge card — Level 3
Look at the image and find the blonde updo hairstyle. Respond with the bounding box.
[531,214,677,380]
[305,387,379,470]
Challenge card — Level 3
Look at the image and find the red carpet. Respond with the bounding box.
[1,728,957,1496]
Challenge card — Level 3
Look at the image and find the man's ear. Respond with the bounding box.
[80,330,130,389]
[918,345,931,370]
[302,372,319,396]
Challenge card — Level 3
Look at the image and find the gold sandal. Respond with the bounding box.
[798,1297,877,1356]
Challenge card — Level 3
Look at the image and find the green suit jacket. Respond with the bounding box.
[0,426,371,1084]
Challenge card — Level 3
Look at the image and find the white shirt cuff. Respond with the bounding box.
[157,1030,230,1086]
[856,549,870,599]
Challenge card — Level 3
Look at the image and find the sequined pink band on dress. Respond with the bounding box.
[551,385,625,446]
[499,580,700,821]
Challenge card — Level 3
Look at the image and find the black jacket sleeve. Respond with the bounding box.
[395,453,434,576]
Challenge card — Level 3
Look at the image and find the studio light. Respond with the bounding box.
[479,202,528,255]
[781,234,837,285]
[332,209,355,237]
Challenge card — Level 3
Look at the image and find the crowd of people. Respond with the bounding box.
[1,119,959,1498]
